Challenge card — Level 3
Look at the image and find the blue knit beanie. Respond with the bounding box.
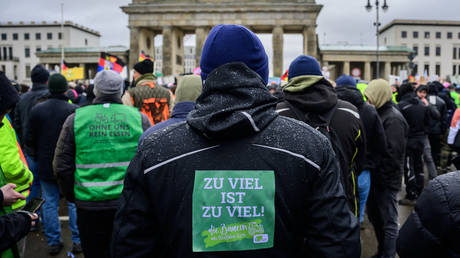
[200,24,269,85]
[288,55,322,80]
[336,74,357,87]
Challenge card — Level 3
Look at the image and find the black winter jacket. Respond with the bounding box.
[374,101,409,191]
[24,94,78,182]
[53,95,151,210]
[336,85,387,172]
[111,63,360,258]
[397,171,460,257]
[13,83,49,144]
[276,78,365,216]
[427,84,448,134]
[0,190,31,252]
[397,92,439,138]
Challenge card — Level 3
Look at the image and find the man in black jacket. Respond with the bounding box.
[111,24,360,258]
[426,82,448,170]
[24,73,81,255]
[13,64,49,209]
[397,83,439,205]
[335,74,387,222]
[364,79,409,258]
[276,56,365,218]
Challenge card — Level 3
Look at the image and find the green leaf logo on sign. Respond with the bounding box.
[192,170,275,252]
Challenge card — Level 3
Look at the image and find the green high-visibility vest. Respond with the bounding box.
[74,103,143,201]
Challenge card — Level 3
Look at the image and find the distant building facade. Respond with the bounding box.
[379,19,460,79]
[0,21,100,84]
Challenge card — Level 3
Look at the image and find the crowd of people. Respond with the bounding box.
[1,24,460,258]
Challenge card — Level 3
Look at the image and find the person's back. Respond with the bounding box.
[14,65,49,143]
[276,56,365,217]
[122,59,172,125]
[397,171,460,257]
[112,24,360,258]
[397,85,428,138]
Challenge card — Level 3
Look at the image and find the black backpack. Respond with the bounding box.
[282,101,359,216]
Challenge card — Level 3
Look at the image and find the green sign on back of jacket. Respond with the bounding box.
[74,103,143,201]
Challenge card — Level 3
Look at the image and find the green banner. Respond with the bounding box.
[192,170,275,252]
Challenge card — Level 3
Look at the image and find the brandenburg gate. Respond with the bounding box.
[121,0,322,77]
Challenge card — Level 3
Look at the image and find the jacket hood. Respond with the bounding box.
[283,77,338,126]
[364,79,393,109]
[427,82,439,95]
[335,84,364,108]
[187,62,278,139]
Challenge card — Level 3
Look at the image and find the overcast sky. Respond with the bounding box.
[2,0,460,73]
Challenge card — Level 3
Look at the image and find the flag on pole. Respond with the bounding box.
[281,69,289,82]
[98,52,125,74]
[139,50,153,62]
[61,60,84,80]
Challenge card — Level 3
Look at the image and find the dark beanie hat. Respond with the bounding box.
[0,72,20,113]
[398,83,414,97]
[31,64,50,83]
[288,55,322,81]
[200,24,269,85]
[48,73,68,93]
[133,59,154,75]
[416,84,428,92]
[336,74,357,87]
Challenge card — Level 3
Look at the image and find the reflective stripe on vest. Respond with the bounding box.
[74,103,143,201]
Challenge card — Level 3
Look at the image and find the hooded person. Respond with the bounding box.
[276,56,366,218]
[23,74,82,255]
[335,74,387,223]
[111,24,360,258]
[121,59,173,126]
[0,71,36,258]
[397,83,439,205]
[363,79,409,258]
[53,70,151,258]
[139,74,202,142]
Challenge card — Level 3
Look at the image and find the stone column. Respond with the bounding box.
[195,27,208,68]
[129,26,140,72]
[303,26,317,59]
[272,26,284,77]
[162,27,184,76]
[343,61,350,75]
[364,61,371,81]
[384,62,391,80]
[162,26,173,76]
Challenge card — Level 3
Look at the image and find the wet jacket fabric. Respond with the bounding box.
[0,115,33,210]
[0,188,31,253]
[397,171,460,258]
[336,84,387,172]
[139,101,195,143]
[24,94,78,183]
[53,95,151,211]
[397,92,438,138]
[13,83,49,143]
[374,101,409,191]
[276,77,365,216]
[111,62,360,258]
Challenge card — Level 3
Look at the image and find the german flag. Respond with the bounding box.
[98,52,125,74]
[281,69,289,82]
[139,50,152,62]
[61,60,69,71]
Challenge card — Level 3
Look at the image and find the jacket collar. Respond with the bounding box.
[171,102,195,119]
[31,83,48,91]
[93,95,122,105]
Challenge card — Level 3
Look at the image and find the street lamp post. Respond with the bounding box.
[366,0,388,79]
